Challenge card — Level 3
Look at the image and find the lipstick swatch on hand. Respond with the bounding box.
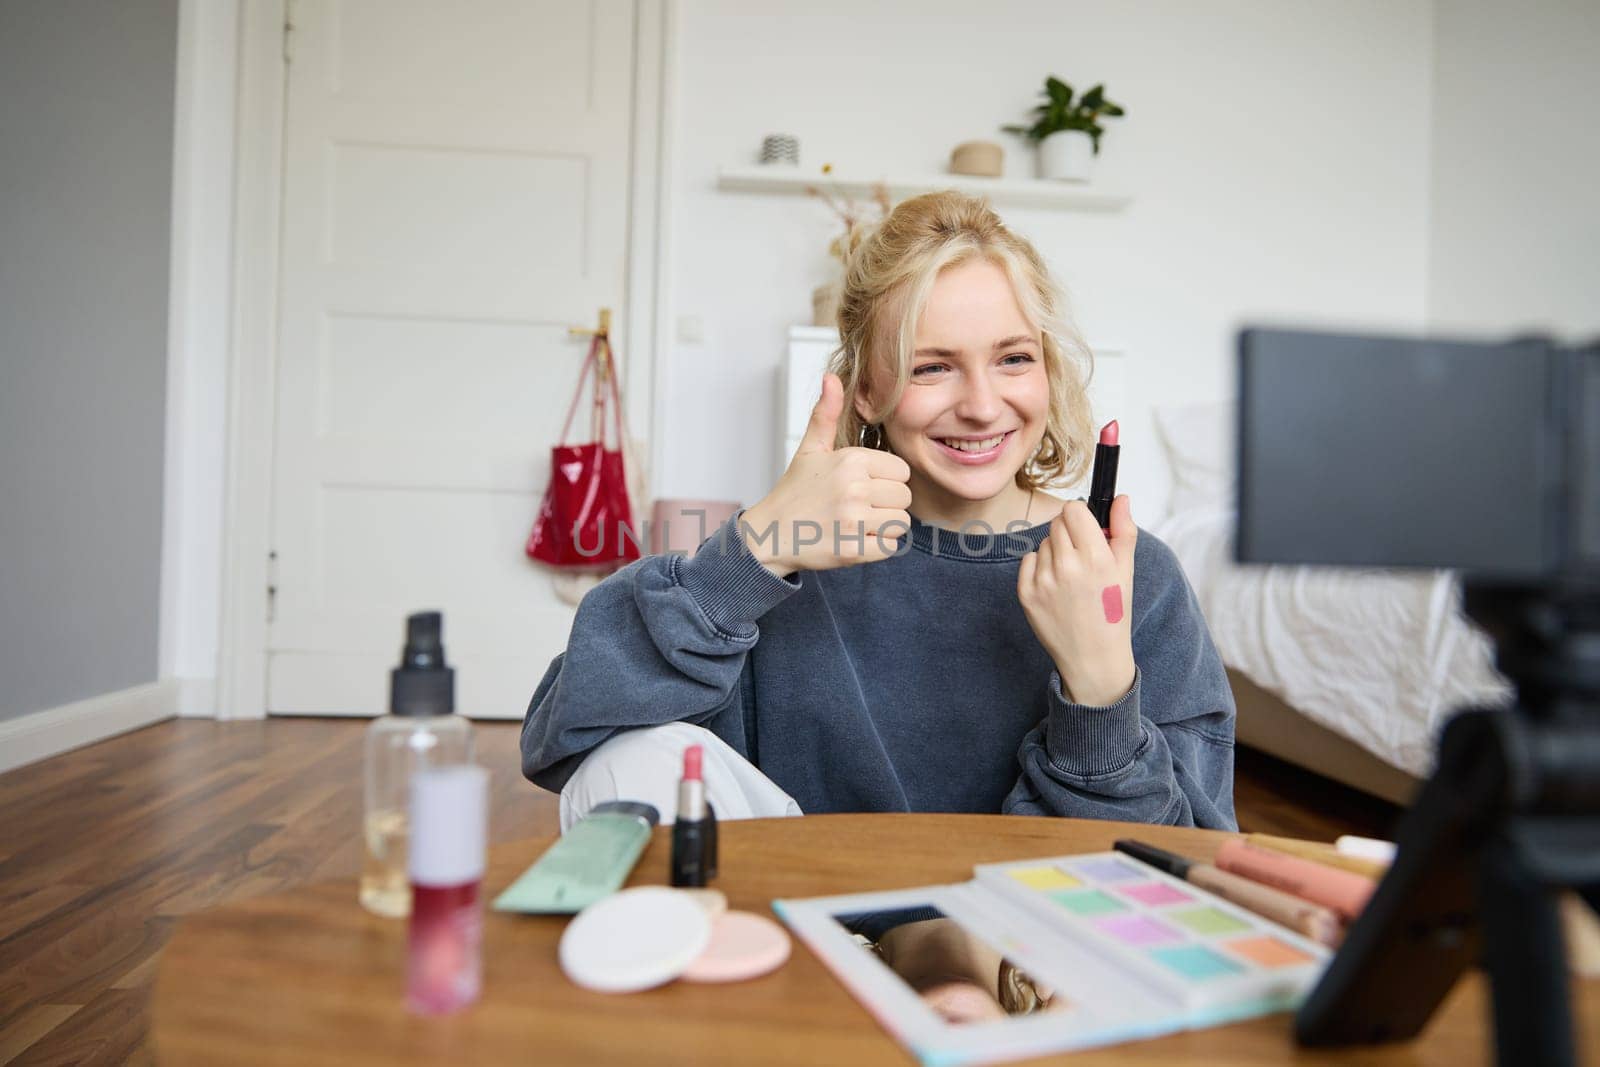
[1102,585,1125,624]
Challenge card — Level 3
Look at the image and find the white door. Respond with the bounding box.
[268,0,641,718]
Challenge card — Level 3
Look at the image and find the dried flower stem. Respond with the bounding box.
[806,166,892,264]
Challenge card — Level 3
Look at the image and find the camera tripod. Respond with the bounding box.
[1295,582,1600,1064]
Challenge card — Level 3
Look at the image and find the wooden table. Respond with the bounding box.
[152,814,1597,1065]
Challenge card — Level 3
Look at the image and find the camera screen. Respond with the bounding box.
[1236,328,1558,577]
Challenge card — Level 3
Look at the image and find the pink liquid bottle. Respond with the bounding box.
[406,764,488,1015]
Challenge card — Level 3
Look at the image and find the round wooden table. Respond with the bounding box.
[152,814,1596,1065]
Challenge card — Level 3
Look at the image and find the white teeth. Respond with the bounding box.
[940,434,1006,453]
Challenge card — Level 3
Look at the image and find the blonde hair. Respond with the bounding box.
[826,191,1095,491]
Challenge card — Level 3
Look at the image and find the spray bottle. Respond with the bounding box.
[359,611,475,917]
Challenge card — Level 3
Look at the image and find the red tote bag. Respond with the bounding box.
[525,334,642,570]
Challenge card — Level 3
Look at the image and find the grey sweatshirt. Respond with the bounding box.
[521,512,1237,829]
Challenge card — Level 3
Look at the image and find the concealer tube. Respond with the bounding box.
[1214,839,1376,923]
[1245,833,1387,880]
[1186,863,1343,948]
[1116,839,1343,947]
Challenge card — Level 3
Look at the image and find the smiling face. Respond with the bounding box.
[855,257,1051,527]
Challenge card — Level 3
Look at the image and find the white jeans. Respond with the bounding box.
[559,722,804,832]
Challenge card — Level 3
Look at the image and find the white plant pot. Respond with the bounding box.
[1038,130,1095,182]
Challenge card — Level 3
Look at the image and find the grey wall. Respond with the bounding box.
[0,0,178,722]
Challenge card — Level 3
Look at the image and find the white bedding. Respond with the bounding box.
[1154,505,1513,777]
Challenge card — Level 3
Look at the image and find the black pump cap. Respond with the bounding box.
[390,611,455,717]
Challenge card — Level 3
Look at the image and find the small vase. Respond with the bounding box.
[812,280,841,328]
[1038,130,1094,182]
[949,140,1004,177]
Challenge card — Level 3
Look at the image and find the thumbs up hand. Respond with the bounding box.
[739,374,913,578]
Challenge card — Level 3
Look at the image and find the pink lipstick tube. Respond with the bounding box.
[407,765,489,1015]
[671,745,712,888]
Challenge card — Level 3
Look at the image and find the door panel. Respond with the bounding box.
[269,0,638,718]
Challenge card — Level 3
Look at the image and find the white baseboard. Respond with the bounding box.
[0,680,183,775]
[175,676,217,718]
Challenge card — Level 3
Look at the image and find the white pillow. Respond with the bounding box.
[1152,401,1236,514]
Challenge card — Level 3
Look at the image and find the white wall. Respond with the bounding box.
[659,0,1435,519]
[160,0,239,701]
[1427,0,1600,341]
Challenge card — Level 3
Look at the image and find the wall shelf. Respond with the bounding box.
[717,165,1131,212]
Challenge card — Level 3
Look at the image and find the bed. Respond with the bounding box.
[1150,402,1514,805]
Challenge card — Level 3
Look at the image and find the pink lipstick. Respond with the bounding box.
[1088,420,1120,534]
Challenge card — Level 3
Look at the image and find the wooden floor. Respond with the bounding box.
[0,719,1399,1065]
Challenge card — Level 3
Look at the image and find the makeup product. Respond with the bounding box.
[493,801,659,914]
[1334,834,1397,865]
[980,852,1326,1010]
[1246,833,1386,880]
[671,745,713,887]
[775,850,1330,1063]
[406,764,488,1015]
[682,910,793,983]
[559,886,712,994]
[362,611,474,918]
[1214,839,1375,923]
[1114,839,1341,947]
[1087,419,1121,533]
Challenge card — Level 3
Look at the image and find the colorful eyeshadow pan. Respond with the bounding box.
[1150,945,1245,981]
[1117,881,1191,907]
[1069,858,1143,884]
[1094,914,1180,946]
[1168,906,1253,936]
[1224,936,1314,968]
[973,853,1329,1021]
[1008,866,1082,890]
[1049,890,1126,916]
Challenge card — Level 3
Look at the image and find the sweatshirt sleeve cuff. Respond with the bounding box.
[1044,667,1146,777]
[673,510,801,637]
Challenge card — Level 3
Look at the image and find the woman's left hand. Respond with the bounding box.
[1017,495,1137,707]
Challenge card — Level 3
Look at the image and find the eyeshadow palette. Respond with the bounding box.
[974,852,1326,1012]
[774,850,1331,1066]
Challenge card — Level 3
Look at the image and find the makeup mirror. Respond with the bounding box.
[831,904,1071,1025]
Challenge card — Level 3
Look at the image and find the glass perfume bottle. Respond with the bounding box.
[360,611,474,918]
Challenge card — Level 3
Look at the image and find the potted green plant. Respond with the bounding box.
[1002,76,1125,182]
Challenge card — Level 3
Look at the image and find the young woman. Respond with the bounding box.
[521,191,1236,830]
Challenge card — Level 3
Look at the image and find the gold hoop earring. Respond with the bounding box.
[859,423,885,450]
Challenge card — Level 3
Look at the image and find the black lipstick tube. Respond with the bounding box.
[671,777,710,888]
[1088,439,1120,532]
